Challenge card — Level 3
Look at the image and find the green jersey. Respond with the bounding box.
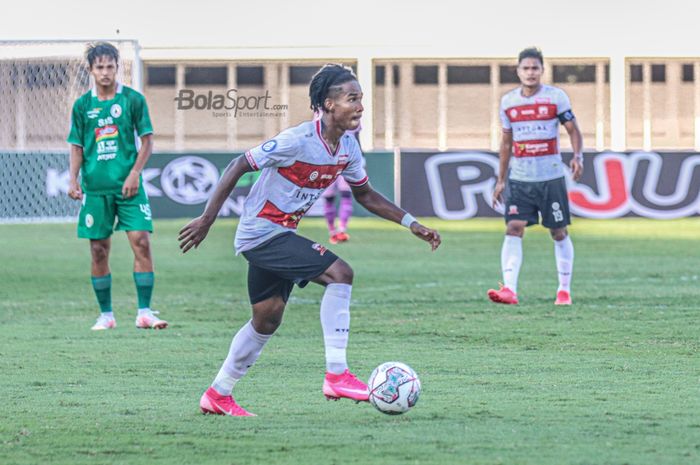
[67,84,153,194]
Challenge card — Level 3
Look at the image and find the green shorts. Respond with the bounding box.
[77,186,153,239]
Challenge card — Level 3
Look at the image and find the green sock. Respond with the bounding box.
[91,274,112,313]
[133,272,154,309]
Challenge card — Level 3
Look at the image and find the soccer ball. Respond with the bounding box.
[368,362,421,415]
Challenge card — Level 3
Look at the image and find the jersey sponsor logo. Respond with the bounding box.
[311,242,328,256]
[87,108,101,119]
[98,116,114,127]
[277,161,347,189]
[506,104,557,123]
[110,104,122,118]
[97,153,117,161]
[514,139,558,157]
[95,125,119,142]
[256,200,307,229]
[262,140,277,152]
[160,156,219,205]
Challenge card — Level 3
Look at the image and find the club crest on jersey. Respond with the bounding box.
[508,205,519,215]
[262,140,277,152]
[538,106,549,116]
[509,109,518,119]
[552,202,561,211]
[110,103,122,118]
[311,243,328,256]
[309,171,319,181]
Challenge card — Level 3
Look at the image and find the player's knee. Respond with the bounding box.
[90,241,109,262]
[132,234,151,254]
[252,300,285,334]
[550,229,568,241]
[506,224,525,237]
[327,259,354,284]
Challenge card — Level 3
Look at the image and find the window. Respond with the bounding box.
[499,65,519,84]
[185,66,227,86]
[290,66,319,85]
[553,65,596,84]
[447,65,490,84]
[147,66,176,86]
[414,65,438,85]
[375,65,400,86]
[651,64,665,83]
[237,66,264,86]
[630,64,643,83]
[682,64,694,83]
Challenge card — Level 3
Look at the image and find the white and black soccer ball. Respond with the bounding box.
[368,362,421,415]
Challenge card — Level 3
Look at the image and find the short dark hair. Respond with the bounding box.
[518,47,544,66]
[86,42,119,68]
[309,64,357,112]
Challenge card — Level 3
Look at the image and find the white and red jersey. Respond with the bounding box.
[235,119,368,253]
[499,84,574,182]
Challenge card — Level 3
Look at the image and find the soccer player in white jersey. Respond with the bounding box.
[488,47,583,306]
[179,64,441,416]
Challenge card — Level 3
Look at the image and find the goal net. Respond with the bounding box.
[0,40,141,223]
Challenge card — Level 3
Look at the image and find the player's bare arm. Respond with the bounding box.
[178,155,254,253]
[68,144,84,200]
[122,133,153,199]
[563,119,584,181]
[493,130,513,207]
[350,182,441,251]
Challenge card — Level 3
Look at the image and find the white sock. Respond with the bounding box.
[554,236,574,292]
[501,235,522,294]
[212,320,272,396]
[320,283,352,375]
[137,308,151,315]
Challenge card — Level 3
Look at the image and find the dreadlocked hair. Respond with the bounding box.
[86,42,119,68]
[309,64,357,112]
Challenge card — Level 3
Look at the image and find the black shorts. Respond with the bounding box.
[503,176,571,229]
[241,232,339,305]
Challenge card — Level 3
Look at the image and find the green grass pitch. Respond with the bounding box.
[1,218,699,465]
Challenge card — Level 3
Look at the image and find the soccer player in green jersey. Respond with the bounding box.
[67,42,167,331]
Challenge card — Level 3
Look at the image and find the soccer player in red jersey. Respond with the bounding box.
[179,64,441,416]
[488,47,584,306]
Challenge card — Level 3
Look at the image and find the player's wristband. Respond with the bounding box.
[573,152,583,161]
[401,213,417,229]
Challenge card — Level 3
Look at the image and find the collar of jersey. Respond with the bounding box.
[315,119,341,157]
[91,82,123,99]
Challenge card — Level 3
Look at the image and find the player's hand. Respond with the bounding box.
[122,171,140,199]
[68,180,83,200]
[178,215,214,253]
[492,180,506,208]
[410,222,441,251]
[570,157,584,182]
